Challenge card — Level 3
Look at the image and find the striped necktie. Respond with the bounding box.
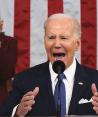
[54,73,66,116]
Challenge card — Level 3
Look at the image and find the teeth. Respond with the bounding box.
[54,56,64,61]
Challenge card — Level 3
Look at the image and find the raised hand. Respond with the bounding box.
[91,83,98,114]
[16,87,39,117]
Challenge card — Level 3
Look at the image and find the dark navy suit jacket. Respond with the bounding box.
[0,61,98,116]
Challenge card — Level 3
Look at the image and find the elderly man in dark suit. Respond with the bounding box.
[0,13,98,117]
[0,19,17,105]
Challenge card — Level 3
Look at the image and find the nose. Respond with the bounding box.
[54,38,61,49]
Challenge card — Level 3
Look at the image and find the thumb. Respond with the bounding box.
[91,83,97,95]
[32,87,39,97]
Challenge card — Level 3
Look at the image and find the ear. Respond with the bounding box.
[75,39,81,51]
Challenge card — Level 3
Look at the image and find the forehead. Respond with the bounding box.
[45,18,75,35]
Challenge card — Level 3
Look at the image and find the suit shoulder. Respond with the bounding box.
[14,61,49,80]
[80,64,98,80]
[76,62,98,79]
[82,65,98,73]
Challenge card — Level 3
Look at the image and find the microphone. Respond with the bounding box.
[52,60,65,74]
[52,60,65,116]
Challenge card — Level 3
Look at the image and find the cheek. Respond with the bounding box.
[45,40,53,50]
[45,42,52,54]
[45,43,50,50]
[64,41,76,54]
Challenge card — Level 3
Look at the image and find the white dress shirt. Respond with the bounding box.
[49,57,76,114]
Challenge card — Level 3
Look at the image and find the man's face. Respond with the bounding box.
[44,18,81,68]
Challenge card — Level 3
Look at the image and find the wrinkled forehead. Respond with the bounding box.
[45,18,75,33]
[45,13,78,26]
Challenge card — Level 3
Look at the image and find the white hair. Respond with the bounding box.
[44,13,81,39]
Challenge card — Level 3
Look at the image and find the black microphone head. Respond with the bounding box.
[52,60,65,74]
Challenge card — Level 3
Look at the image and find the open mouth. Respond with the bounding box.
[53,53,65,58]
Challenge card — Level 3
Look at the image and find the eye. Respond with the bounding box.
[48,36,56,40]
[60,36,68,40]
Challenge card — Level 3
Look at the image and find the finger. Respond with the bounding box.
[23,99,35,107]
[23,87,39,97]
[22,105,33,112]
[32,87,39,98]
[16,104,29,116]
[92,93,98,102]
[21,96,34,103]
[16,97,35,117]
[22,95,34,102]
[21,87,39,102]
[21,87,39,105]
[27,106,32,111]
[24,91,35,96]
[91,83,97,95]
[17,100,34,115]
[92,100,98,107]
[93,107,98,114]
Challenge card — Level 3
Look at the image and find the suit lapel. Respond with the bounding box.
[45,74,56,114]
[68,62,91,114]
[41,62,56,115]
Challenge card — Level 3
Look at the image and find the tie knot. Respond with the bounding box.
[58,73,65,81]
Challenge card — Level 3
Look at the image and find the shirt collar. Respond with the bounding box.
[49,57,76,84]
